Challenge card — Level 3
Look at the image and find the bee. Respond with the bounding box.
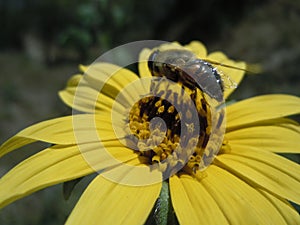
[148,49,244,102]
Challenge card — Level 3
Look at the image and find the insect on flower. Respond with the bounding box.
[148,49,247,102]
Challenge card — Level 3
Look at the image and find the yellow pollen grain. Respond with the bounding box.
[189,155,196,161]
[153,146,163,154]
[152,155,161,163]
[160,143,168,150]
[139,130,150,139]
[161,152,168,160]
[157,105,165,114]
[168,105,175,113]
[141,98,150,104]
[195,155,201,162]
[155,100,162,107]
[173,134,180,143]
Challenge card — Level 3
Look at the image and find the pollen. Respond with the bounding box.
[157,105,165,114]
[167,105,175,113]
[127,80,221,177]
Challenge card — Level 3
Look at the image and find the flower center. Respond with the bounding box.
[127,79,218,177]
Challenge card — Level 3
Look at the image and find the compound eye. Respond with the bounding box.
[148,50,160,74]
[149,50,159,62]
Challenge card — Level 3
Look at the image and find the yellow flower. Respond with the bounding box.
[1,41,300,225]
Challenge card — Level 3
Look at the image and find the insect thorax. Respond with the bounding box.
[148,49,224,102]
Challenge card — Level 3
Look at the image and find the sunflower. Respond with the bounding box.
[0,41,300,225]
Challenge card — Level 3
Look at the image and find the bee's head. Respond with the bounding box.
[147,49,195,81]
[148,50,161,76]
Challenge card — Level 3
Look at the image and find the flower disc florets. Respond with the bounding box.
[128,77,217,177]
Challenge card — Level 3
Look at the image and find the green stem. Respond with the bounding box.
[155,181,170,225]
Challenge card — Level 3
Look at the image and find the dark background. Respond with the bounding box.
[0,0,299,224]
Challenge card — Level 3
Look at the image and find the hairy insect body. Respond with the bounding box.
[148,49,225,102]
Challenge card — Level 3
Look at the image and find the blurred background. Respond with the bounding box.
[0,0,299,224]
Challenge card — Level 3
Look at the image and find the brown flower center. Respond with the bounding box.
[127,78,222,177]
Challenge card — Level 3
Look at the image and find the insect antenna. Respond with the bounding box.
[203,58,262,74]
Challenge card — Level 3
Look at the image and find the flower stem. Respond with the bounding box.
[155,180,170,225]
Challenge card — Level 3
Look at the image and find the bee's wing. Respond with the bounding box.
[203,58,252,91]
[217,70,238,89]
[203,59,255,73]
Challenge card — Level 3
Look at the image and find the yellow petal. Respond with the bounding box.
[226,94,300,128]
[258,189,300,225]
[66,175,162,225]
[59,74,132,114]
[0,143,138,209]
[226,117,299,132]
[156,42,182,51]
[0,145,93,208]
[83,62,142,103]
[201,165,298,225]
[60,63,147,113]
[184,41,207,58]
[227,147,300,185]
[169,175,228,225]
[226,124,300,153]
[138,48,152,78]
[78,64,88,73]
[215,151,300,205]
[206,51,228,62]
[0,114,122,157]
[58,74,114,113]
[59,82,121,113]
[101,159,162,186]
